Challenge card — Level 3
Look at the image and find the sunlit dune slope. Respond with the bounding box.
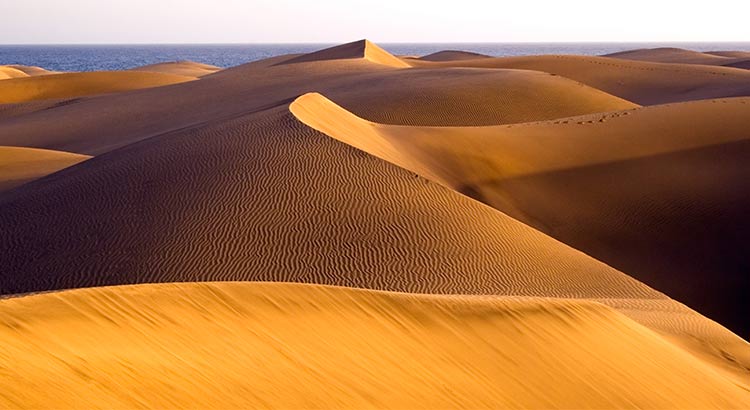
[410,54,750,104]
[0,71,197,103]
[0,66,29,80]
[2,282,748,409]
[5,64,57,76]
[0,146,90,193]
[279,39,411,68]
[1,100,749,382]
[130,61,222,77]
[418,50,491,61]
[293,93,750,338]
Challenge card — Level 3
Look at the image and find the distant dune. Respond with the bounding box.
[279,39,411,68]
[130,61,222,77]
[604,47,735,65]
[0,146,90,193]
[2,282,748,409]
[0,71,197,104]
[0,66,29,80]
[410,54,750,104]
[418,50,491,61]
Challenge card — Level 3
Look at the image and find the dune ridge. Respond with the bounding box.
[292,93,750,339]
[0,146,90,193]
[0,71,197,104]
[130,61,222,77]
[418,50,491,61]
[1,282,748,409]
[279,39,411,68]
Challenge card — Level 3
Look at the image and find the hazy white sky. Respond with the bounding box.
[1,0,748,44]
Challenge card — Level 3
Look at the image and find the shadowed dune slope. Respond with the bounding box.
[1,101,749,382]
[130,61,222,77]
[410,54,750,104]
[0,71,197,104]
[0,146,90,193]
[2,282,749,409]
[418,50,491,61]
[0,59,636,155]
[279,39,411,68]
[293,93,750,338]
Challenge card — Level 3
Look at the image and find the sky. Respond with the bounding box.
[1,0,748,44]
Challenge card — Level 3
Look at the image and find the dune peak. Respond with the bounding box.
[279,39,410,68]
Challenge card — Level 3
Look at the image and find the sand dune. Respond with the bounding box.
[293,93,750,338]
[410,54,750,104]
[0,71,197,104]
[130,61,222,77]
[0,55,635,154]
[2,282,748,409]
[279,39,411,68]
[418,50,491,61]
[0,146,90,193]
[4,64,57,76]
[604,47,741,65]
[0,66,29,80]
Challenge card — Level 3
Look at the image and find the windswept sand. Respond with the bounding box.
[417,50,491,61]
[1,282,748,409]
[0,66,29,80]
[130,61,222,77]
[0,146,90,193]
[2,41,750,407]
[0,71,197,104]
[293,93,750,339]
[604,47,749,66]
[410,54,750,104]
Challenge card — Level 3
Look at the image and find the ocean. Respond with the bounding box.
[1,43,750,72]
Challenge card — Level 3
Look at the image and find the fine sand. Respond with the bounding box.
[1,40,749,408]
[0,146,90,193]
[1,282,748,409]
[604,47,750,67]
[129,61,222,77]
[0,71,197,104]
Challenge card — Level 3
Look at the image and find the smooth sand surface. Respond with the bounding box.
[410,54,750,104]
[2,282,748,409]
[130,61,222,77]
[0,146,90,193]
[2,41,750,407]
[0,71,197,104]
[417,50,491,61]
[293,93,750,339]
[604,47,749,66]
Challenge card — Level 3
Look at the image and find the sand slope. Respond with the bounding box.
[0,66,29,80]
[410,54,750,104]
[280,39,410,68]
[0,146,90,193]
[418,50,491,61]
[0,71,197,104]
[293,93,750,338]
[604,47,741,65]
[1,282,748,409]
[130,61,221,77]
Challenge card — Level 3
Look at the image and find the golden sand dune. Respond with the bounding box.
[0,54,635,154]
[293,93,750,338]
[4,64,57,76]
[1,97,749,382]
[410,54,750,104]
[280,39,411,68]
[0,66,29,80]
[2,282,748,409]
[417,50,491,61]
[604,47,743,65]
[0,146,90,193]
[0,71,197,104]
[130,61,222,77]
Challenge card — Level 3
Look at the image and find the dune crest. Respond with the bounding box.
[279,39,411,68]
[0,146,90,193]
[418,50,491,61]
[130,61,222,77]
[2,282,748,409]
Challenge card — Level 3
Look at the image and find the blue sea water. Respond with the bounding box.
[1,43,750,72]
